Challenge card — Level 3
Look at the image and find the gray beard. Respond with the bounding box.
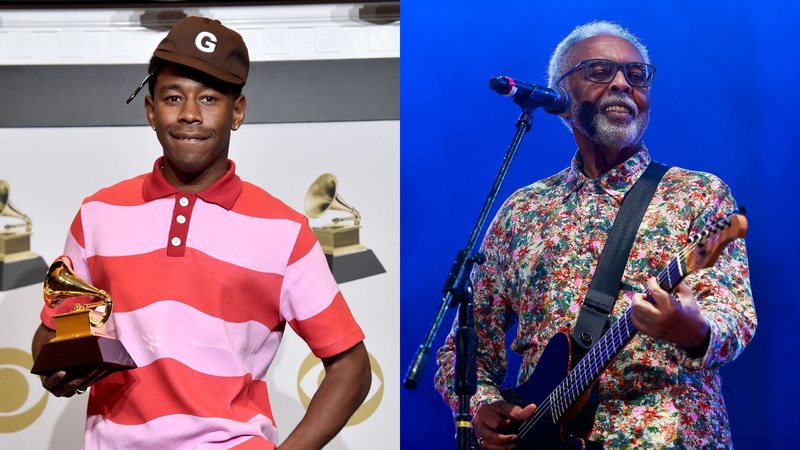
[573,92,649,149]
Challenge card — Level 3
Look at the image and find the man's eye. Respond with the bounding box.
[166,95,182,103]
[590,68,612,78]
[628,73,645,83]
[200,96,217,104]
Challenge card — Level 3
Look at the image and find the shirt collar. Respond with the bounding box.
[561,145,652,202]
[142,156,243,210]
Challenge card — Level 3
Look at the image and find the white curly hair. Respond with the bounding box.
[546,20,650,87]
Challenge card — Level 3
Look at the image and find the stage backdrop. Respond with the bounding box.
[0,5,398,449]
[401,1,798,449]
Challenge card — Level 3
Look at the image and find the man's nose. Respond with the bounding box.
[608,67,632,93]
[179,99,202,124]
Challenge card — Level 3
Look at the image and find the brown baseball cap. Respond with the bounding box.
[126,16,249,103]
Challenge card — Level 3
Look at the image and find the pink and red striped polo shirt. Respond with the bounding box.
[41,158,364,449]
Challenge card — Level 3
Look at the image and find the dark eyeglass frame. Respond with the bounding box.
[555,58,656,88]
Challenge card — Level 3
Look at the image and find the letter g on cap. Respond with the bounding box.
[195,31,217,53]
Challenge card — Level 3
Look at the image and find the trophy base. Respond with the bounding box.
[31,335,137,385]
[324,248,386,284]
[0,252,47,291]
[312,226,386,283]
[313,225,361,252]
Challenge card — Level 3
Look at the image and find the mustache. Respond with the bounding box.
[596,92,638,115]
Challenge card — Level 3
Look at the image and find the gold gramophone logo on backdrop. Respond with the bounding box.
[305,174,385,283]
[0,180,47,291]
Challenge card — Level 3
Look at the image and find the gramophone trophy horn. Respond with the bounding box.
[31,256,136,383]
[304,173,361,226]
[0,180,47,291]
[44,257,113,327]
[0,180,32,233]
[303,173,384,283]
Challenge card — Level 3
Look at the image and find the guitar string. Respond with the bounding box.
[515,236,702,439]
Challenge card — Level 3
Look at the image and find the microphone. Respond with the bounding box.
[489,76,570,114]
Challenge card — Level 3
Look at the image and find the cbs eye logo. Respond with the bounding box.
[296,351,383,426]
[0,348,48,433]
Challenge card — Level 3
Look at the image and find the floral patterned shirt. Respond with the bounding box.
[435,147,756,449]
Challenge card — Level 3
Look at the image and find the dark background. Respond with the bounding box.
[401,1,799,448]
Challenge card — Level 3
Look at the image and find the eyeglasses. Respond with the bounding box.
[555,59,656,88]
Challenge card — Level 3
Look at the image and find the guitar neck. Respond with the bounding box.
[548,252,687,421]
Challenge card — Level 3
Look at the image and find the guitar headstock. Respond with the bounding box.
[684,213,748,273]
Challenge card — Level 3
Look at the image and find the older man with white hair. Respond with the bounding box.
[436,21,755,449]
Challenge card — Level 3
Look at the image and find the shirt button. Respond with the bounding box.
[171,237,182,247]
[179,197,189,207]
[176,215,186,224]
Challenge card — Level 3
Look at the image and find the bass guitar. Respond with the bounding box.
[509,213,748,449]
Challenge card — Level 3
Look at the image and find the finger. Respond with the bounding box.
[631,294,661,333]
[473,402,525,448]
[631,294,659,319]
[41,371,66,390]
[645,277,673,311]
[45,372,90,398]
[482,401,520,430]
[55,378,85,398]
[481,432,518,448]
[492,401,520,418]
[472,402,510,443]
[508,403,537,421]
[674,281,693,301]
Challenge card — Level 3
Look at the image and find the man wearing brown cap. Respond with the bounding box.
[32,16,371,450]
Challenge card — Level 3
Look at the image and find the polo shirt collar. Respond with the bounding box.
[142,156,242,210]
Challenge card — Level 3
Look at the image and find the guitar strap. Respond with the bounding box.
[559,161,669,448]
[570,160,671,356]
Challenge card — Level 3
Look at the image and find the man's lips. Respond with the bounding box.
[170,131,210,141]
[599,101,635,121]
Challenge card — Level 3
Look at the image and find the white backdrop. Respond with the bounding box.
[0,120,399,449]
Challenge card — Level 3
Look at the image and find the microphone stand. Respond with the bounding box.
[404,107,535,450]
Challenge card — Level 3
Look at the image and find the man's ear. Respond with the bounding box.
[232,94,246,129]
[144,95,155,128]
[558,82,572,119]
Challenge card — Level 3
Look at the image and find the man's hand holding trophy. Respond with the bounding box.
[31,256,136,396]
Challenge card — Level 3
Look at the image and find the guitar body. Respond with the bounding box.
[508,332,602,450]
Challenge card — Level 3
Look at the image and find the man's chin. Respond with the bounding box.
[163,153,217,176]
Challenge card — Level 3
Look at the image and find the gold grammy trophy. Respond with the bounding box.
[30,256,136,381]
[0,180,47,291]
[305,173,385,283]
